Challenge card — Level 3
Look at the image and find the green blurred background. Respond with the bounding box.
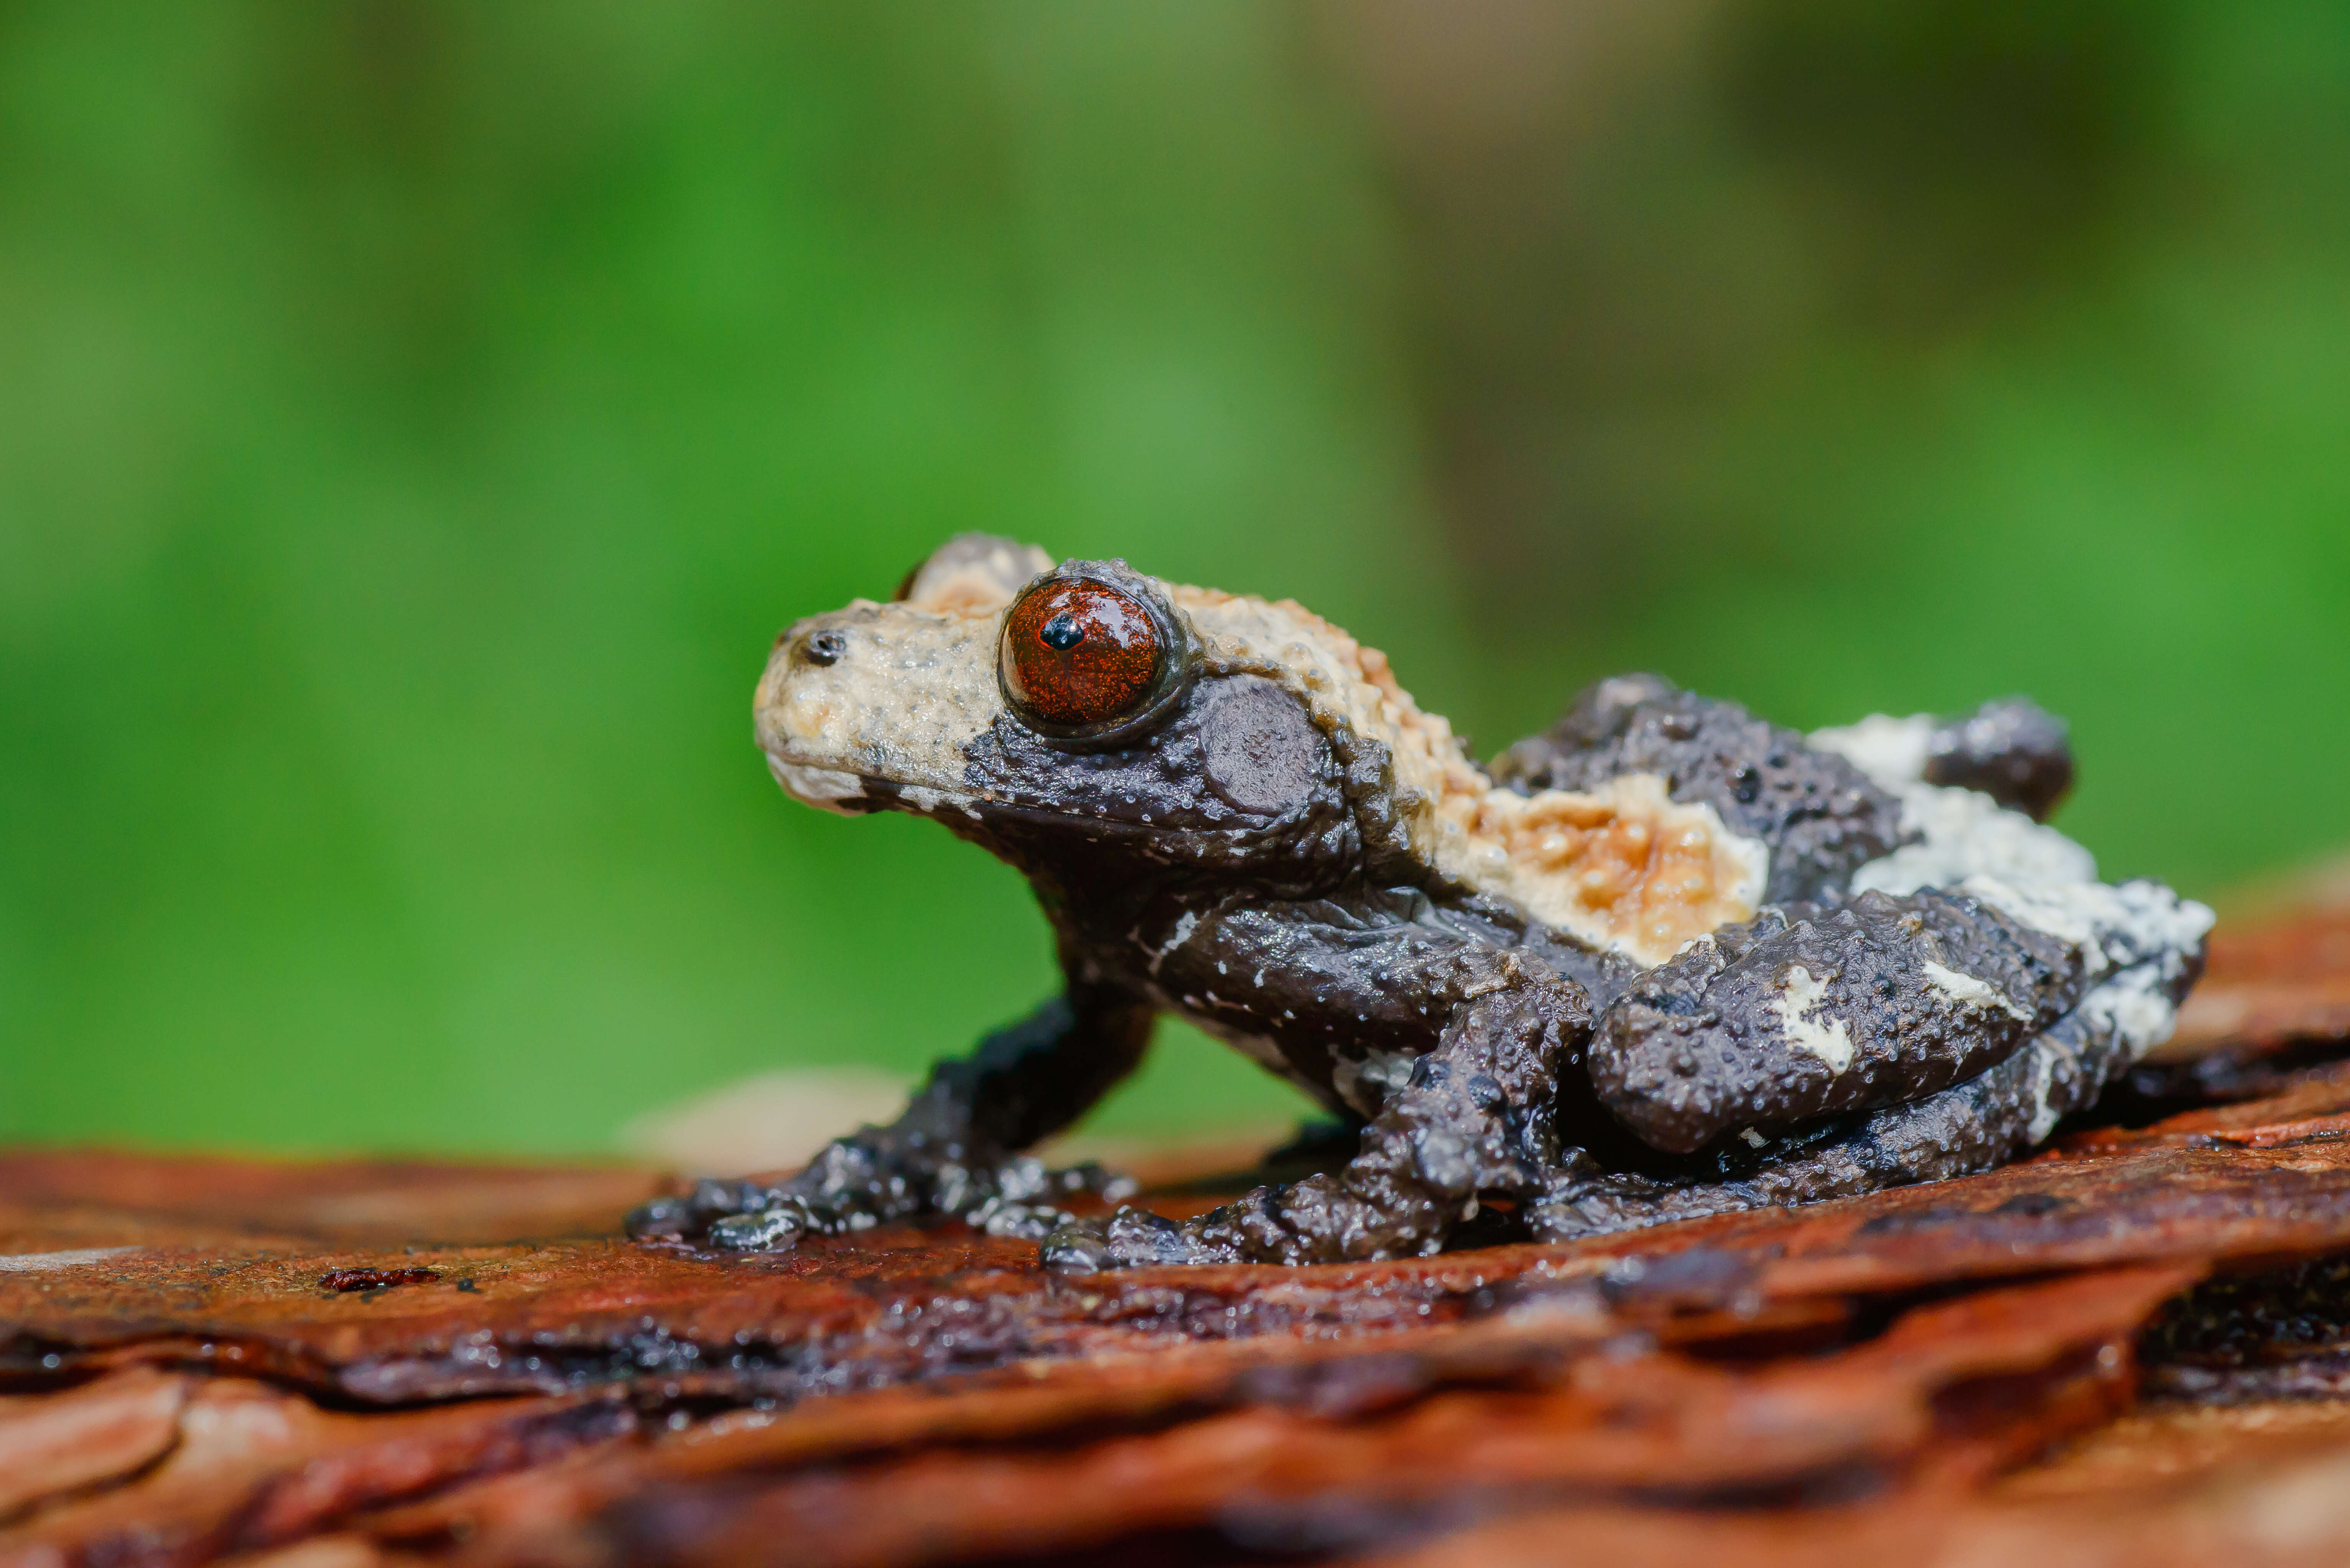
[3,1,2347,1158]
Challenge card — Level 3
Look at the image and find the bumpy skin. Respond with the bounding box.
[629,537,2212,1269]
[1923,697,2075,821]
[1589,888,2083,1154]
[1534,1006,2144,1238]
[1060,976,1587,1269]
[1488,672,1906,903]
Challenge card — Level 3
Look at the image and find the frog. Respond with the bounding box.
[626,534,2213,1270]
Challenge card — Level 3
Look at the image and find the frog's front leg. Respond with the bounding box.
[627,981,1154,1251]
[1042,958,1590,1271]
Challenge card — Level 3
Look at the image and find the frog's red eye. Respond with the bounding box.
[1000,578,1166,732]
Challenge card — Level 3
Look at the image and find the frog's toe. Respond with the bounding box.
[971,1198,1070,1241]
[624,1177,764,1241]
[622,1194,696,1241]
[1038,1215,1112,1273]
[1039,1206,1237,1272]
[1526,1171,1760,1241]
[706,1200,813,1251]
[626,1177,807,1249]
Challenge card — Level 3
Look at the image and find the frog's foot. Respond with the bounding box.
[947,1154,1139,1242]
[1526,1170,1765,1241]
[625,1177,809,1248]
[1040,1174,1459,1272]
[625,1150,1134,1253]
[1039,1206,1239,1271]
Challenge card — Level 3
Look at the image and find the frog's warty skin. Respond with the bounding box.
[1587,886,2088,1154]
[630,534,2214,1269]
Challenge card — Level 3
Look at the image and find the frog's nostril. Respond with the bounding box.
[802,630,849,667]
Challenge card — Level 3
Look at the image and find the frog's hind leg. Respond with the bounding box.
[1542,865,2210,1241]
[1530,1001,2125,1242]
[1813,695,2077,825]
[1585,888,2085,1158]
[1922,698,2076,822]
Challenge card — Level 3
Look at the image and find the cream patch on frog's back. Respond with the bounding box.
[1176,589,1767,965]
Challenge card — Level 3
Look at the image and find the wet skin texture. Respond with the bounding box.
[628,537,2211,1269]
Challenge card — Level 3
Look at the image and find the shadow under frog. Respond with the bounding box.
[628,535,2213,1270]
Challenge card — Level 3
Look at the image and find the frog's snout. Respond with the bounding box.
[754,599,1006,817]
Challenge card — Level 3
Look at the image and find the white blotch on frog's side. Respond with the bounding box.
[1809,712,1934,789]
[1826,717,2214,1067]
[1140,910,1200,977]
[1922,960,2034,1023]
[1953,878,2208,1063]
[1772,965,1856,1074]
[2080,961,2194,1059]
[1331,1047,1421,1118]
[2025,1040,2064,1142]
[769,758,867,815]
[1853,780,2098,896]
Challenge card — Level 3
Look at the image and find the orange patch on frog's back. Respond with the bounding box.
[1169,587,1769,964]
[1460,774,1768,966]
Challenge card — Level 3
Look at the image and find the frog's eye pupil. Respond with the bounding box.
[1001,577,1167,734]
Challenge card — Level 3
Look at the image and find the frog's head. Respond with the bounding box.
[754,535,1366,880]
[761,535,1778,961]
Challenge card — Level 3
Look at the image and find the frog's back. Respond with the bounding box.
[1488,674,1907,905]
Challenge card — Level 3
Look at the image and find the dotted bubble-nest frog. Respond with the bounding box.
[627,535,2213,1271]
